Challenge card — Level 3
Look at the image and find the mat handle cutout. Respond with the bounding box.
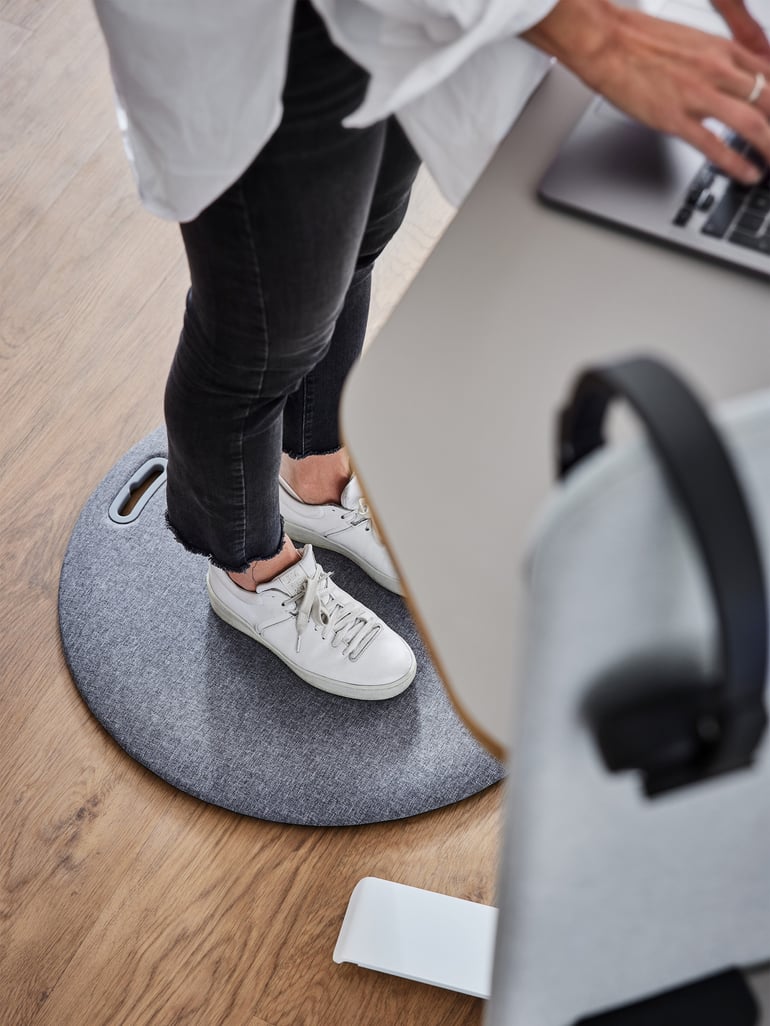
[108,457,168,524]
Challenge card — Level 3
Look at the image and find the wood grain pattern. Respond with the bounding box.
[1,3,494,1025]
[0,0,115,259]
[0,0,53,32]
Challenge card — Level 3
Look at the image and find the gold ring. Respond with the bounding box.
[748,71,766,104]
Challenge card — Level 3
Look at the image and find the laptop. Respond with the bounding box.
[538,0,770,276]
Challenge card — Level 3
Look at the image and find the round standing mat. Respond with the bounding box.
[59,428,503,826]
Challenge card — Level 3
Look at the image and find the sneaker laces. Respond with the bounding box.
[289,568,380,660]
[342,496,384,544]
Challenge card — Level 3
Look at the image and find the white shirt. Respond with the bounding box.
[92,0,557,222]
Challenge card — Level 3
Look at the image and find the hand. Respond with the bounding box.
[523,0,770,183]
[711,0,770,58]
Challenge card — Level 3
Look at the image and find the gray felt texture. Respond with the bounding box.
[487,392,770,1026]
[58,428,503,826]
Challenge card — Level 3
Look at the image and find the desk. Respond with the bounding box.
[339,61,770,1018]
[341,61,770,759]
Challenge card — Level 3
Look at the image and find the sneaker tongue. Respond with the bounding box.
[261,545,317,596]
[340,475,364,511]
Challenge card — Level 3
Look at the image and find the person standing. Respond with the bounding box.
[92,0,770,701]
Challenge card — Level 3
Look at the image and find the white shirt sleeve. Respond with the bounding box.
[312,0,557,203]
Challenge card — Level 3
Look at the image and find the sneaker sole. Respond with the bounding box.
[206,571,416,701]
[281,521,404,596]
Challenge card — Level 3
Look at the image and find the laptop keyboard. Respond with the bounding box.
[673,135,770,255]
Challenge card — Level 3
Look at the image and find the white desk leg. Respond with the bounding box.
[333,877,498,998]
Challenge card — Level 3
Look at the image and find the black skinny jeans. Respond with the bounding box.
[164,1,421,571]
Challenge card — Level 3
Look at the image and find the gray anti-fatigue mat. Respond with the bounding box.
[58,428,503,826]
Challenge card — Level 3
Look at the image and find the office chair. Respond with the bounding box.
[487,356,770,1025]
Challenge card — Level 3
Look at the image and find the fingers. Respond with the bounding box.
[711,0,770,57]
[678,79,770,180]
[728,37,770,82]
[705,53,767,107]
[533,0,770,183]
[684,120,764,182]
[684,48,770,175]
[641,24,770,181]
[716,54,770,117]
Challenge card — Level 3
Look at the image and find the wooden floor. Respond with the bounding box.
[0,3,501,1024]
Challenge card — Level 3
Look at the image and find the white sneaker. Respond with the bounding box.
[206,545,416,700]
[279,475,403,595]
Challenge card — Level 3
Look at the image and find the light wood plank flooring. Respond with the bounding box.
[1,4,501,1025]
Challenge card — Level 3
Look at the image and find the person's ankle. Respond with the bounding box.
[227,535,302,591]
[280,450,351,505]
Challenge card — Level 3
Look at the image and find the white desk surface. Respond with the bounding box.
[341,62,770,757]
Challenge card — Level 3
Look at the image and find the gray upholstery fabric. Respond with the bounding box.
[487,391,770,1026]
[58,428,502,826]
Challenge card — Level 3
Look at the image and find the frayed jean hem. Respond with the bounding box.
[282,444,344,460]
[164,511,287,573]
